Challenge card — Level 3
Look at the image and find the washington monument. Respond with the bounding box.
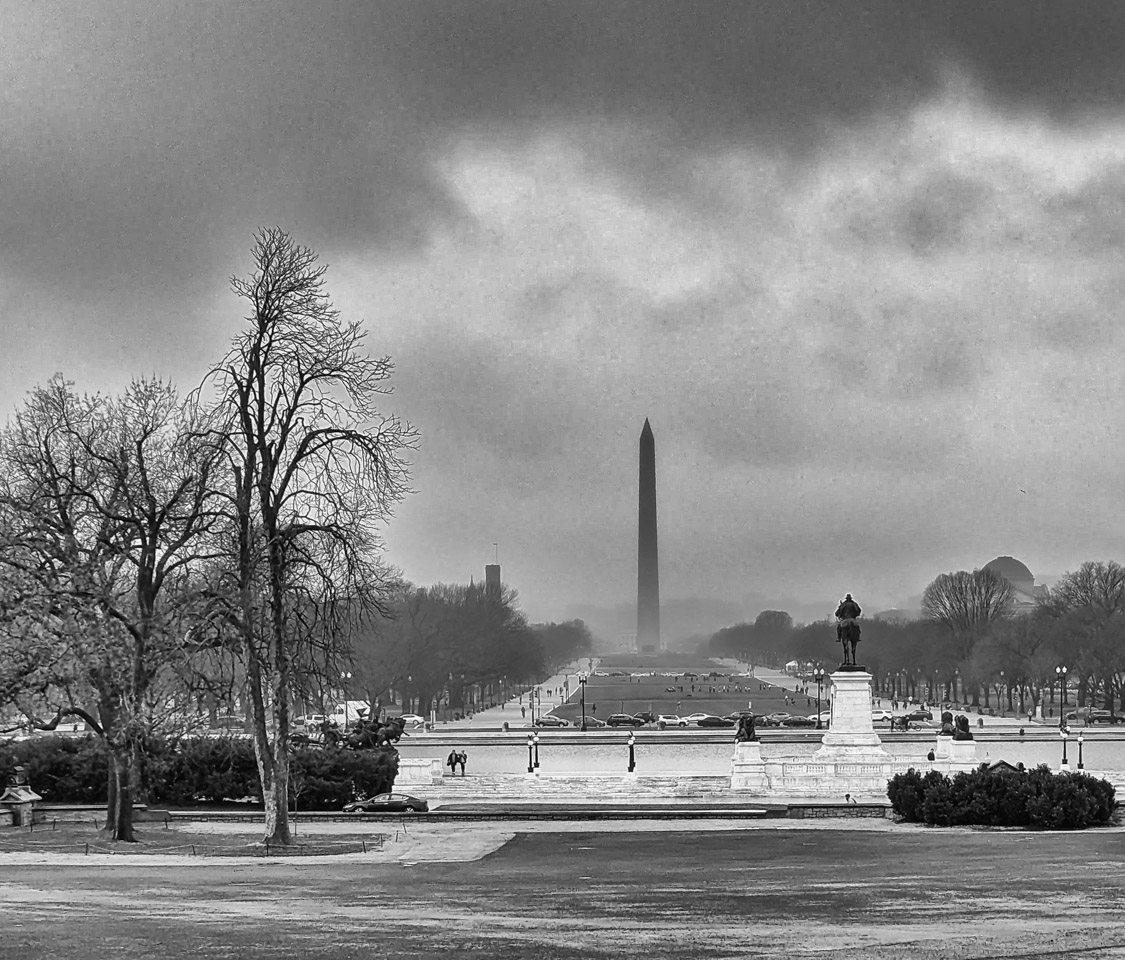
[637,418,660,652]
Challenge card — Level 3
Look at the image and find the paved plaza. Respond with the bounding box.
[4,820,1125,959]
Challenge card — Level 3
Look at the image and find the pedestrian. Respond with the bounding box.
[521,706,526,719]
[446,750,457,776]
[457,750,467,776]
[926,749,936,761]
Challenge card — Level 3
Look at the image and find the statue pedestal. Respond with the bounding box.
[730,741,768,791]
[815,670,885,755]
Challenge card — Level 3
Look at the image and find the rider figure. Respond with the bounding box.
[835,593,862,644]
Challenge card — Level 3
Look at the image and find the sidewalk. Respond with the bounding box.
[437,660,598,731]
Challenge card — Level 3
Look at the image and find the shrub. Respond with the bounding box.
[0,736,107,803]
[888,764,1116,829]
[887,767,946,821]
[288,747,398,810]
[0,736,399,809]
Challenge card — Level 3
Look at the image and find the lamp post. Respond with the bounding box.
[627,732,636,773]
[533,732,540,769]
[1078,730,1085,770]
[1056,664,1068,719]
[527,734,535,774]
[579,674,588,731]
[1060,725,1070,770]
[814,668,826,730]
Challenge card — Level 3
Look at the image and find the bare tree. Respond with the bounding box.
[922,568,1014,697]
[196,229,415,844]
[1042,561,1125,711]
[0,376,220,840]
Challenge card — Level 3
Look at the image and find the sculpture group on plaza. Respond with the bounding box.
[289,713,407,750]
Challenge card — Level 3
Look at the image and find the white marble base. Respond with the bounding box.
[396,757,443,785]
[730,741,768,790]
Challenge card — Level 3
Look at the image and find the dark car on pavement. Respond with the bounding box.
[632,711,657,724]
[578,716,608,728]
[782,715,817,728]
[905,709,933,721]
[607,713,645,727]
[534,715,570,727]
[1066,708,1123,725]
[344,793,429,813]
[696,715,735,728]
[762,712,792,726]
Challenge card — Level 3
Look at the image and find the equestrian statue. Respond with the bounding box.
[835,593,863,669]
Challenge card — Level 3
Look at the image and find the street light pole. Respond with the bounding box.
[627,732,636,773]
[527,734,535,774]
[1056,664,1068,721]
[533,732,540,769]
[814,668,825,730]
[1060,725,1070,770]
[1078,730,1085,770]
[579,674,588,731]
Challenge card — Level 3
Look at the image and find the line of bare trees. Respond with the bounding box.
[707,563,1125,718]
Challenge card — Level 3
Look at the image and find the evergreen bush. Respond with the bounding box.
[888,764,1116,829]
[0,736,399,810]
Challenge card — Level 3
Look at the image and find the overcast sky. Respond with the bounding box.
[5,2,1125,629]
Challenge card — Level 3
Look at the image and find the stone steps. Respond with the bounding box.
[425,774,739,807]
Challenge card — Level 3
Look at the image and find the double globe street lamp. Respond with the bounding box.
[627,732,636,773]
[579,673,588,731]
[1056,664,1069,720]
[814,667,826,730]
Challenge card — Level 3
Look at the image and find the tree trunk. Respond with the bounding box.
[254,736,291,845]
[102,743,137,842]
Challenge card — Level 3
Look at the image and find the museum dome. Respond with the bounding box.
[983,556,1034,583]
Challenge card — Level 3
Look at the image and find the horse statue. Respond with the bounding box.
[835,593,863,668]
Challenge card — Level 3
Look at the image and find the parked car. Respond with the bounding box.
[871,710,893,722]
[578,715,607,728]
[905,709,933,721]
[606,713,644,727]
[632,711,657,724]
[724,711,757,722]
[696,715,735,728]
[682,713,711,723]
[534,715,570,727]
[656,714,688,727]
[397,714,426,727]
[762,713,792,727]
[344,793,429,814]
[293,714,326,727]
[814,711,832,725]
[782,715,817,728]
[1066,708,1123,725]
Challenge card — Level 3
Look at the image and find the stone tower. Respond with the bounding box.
[637,418,661,652]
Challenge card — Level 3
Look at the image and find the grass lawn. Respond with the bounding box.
[4,821,1125,958]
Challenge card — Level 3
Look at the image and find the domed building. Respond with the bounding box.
[983,556,1048,613]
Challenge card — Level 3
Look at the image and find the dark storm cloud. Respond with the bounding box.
[8,0,1125,296]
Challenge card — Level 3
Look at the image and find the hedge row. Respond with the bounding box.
[888,765,1116,829]
[0,736,398,810]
